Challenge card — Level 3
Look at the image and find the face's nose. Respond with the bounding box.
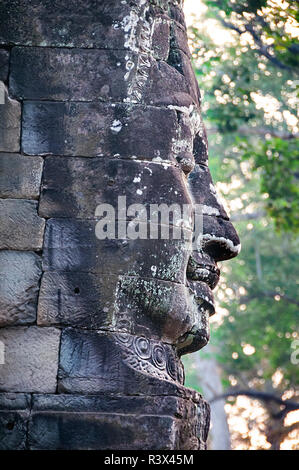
[186,161,241,265]
[197,215,241,262]
[174,107,240,265]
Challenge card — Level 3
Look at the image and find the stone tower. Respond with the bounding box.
[0,0,240,449]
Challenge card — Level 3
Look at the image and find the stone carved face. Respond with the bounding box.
[0,1,234,448]
[13,0,241,358]
[38,106,240,359]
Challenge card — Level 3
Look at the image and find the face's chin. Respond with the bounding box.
[112,266,212,351]
[175,279,214,356]
[176,325,210,356]
[172,241,225,355]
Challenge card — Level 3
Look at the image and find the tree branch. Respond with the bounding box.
[206,126,298,140]
[219,18,292,71]
[281,421,299,437]
[242,291,299,308]
[211,389,299,417]
[230,210,265,222]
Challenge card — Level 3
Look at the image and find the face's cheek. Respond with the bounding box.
[113,229,195,343]
[103,162,196,343]
[115,276,194,343]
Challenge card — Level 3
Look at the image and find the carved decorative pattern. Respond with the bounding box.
[125,10,153,103]
[152,344,166,370]
[166,353,177,381]
[134,336,152,359]
[114,332,184,384]
[115,331,134,347]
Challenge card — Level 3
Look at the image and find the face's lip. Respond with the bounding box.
[187,261,220,289]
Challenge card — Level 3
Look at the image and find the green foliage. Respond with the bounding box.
[203,0,299,72]
[206,0,267,16]
[213,218,299,389]
[203,129,299,393]
[240,137,299,232]
[190,0,299,232]
[185,0,299,418]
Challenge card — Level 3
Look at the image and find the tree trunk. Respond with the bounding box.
[195,345,231,450]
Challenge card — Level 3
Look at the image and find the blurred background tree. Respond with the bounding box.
[183,0,299,450]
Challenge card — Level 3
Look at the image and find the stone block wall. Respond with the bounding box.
[0,0,214,450]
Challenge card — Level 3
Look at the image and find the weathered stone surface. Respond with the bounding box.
[29,394,201,450]
[193,129,209,165]
[39,156,191,220]
[188,164,229,219]
[115,276,205,342]
[0,390,202,450]
[0,84,21,152]
[152,15,170,61]
[10,47,134,102]
[0,0,240,450]
[144,59,195,107]
[0,411,28,450]
[28,391,205,450]
[37,271,200,344]
[0,153,43,199]
[31,393,197,417]
[0,393,31,450]
[37,271,118,329]
[0,250,42,327]
[197,399,211,450]
[10,46,195,107]
[40,215,214,345]
[169,3,187,30]
[0,327,61,393]
[58,329,189,395]
[0,0,172,53]
[0,392,31,410]
[167,48,201,105]
[29,413,190,450]
[42,218,191,283]
[0,199,45,250]
[0,49,9,82]
[0,0,139,48]
[22,102,178,158]
[170,22,191,58]
[187,249,220,291]
[0,393,32,445]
